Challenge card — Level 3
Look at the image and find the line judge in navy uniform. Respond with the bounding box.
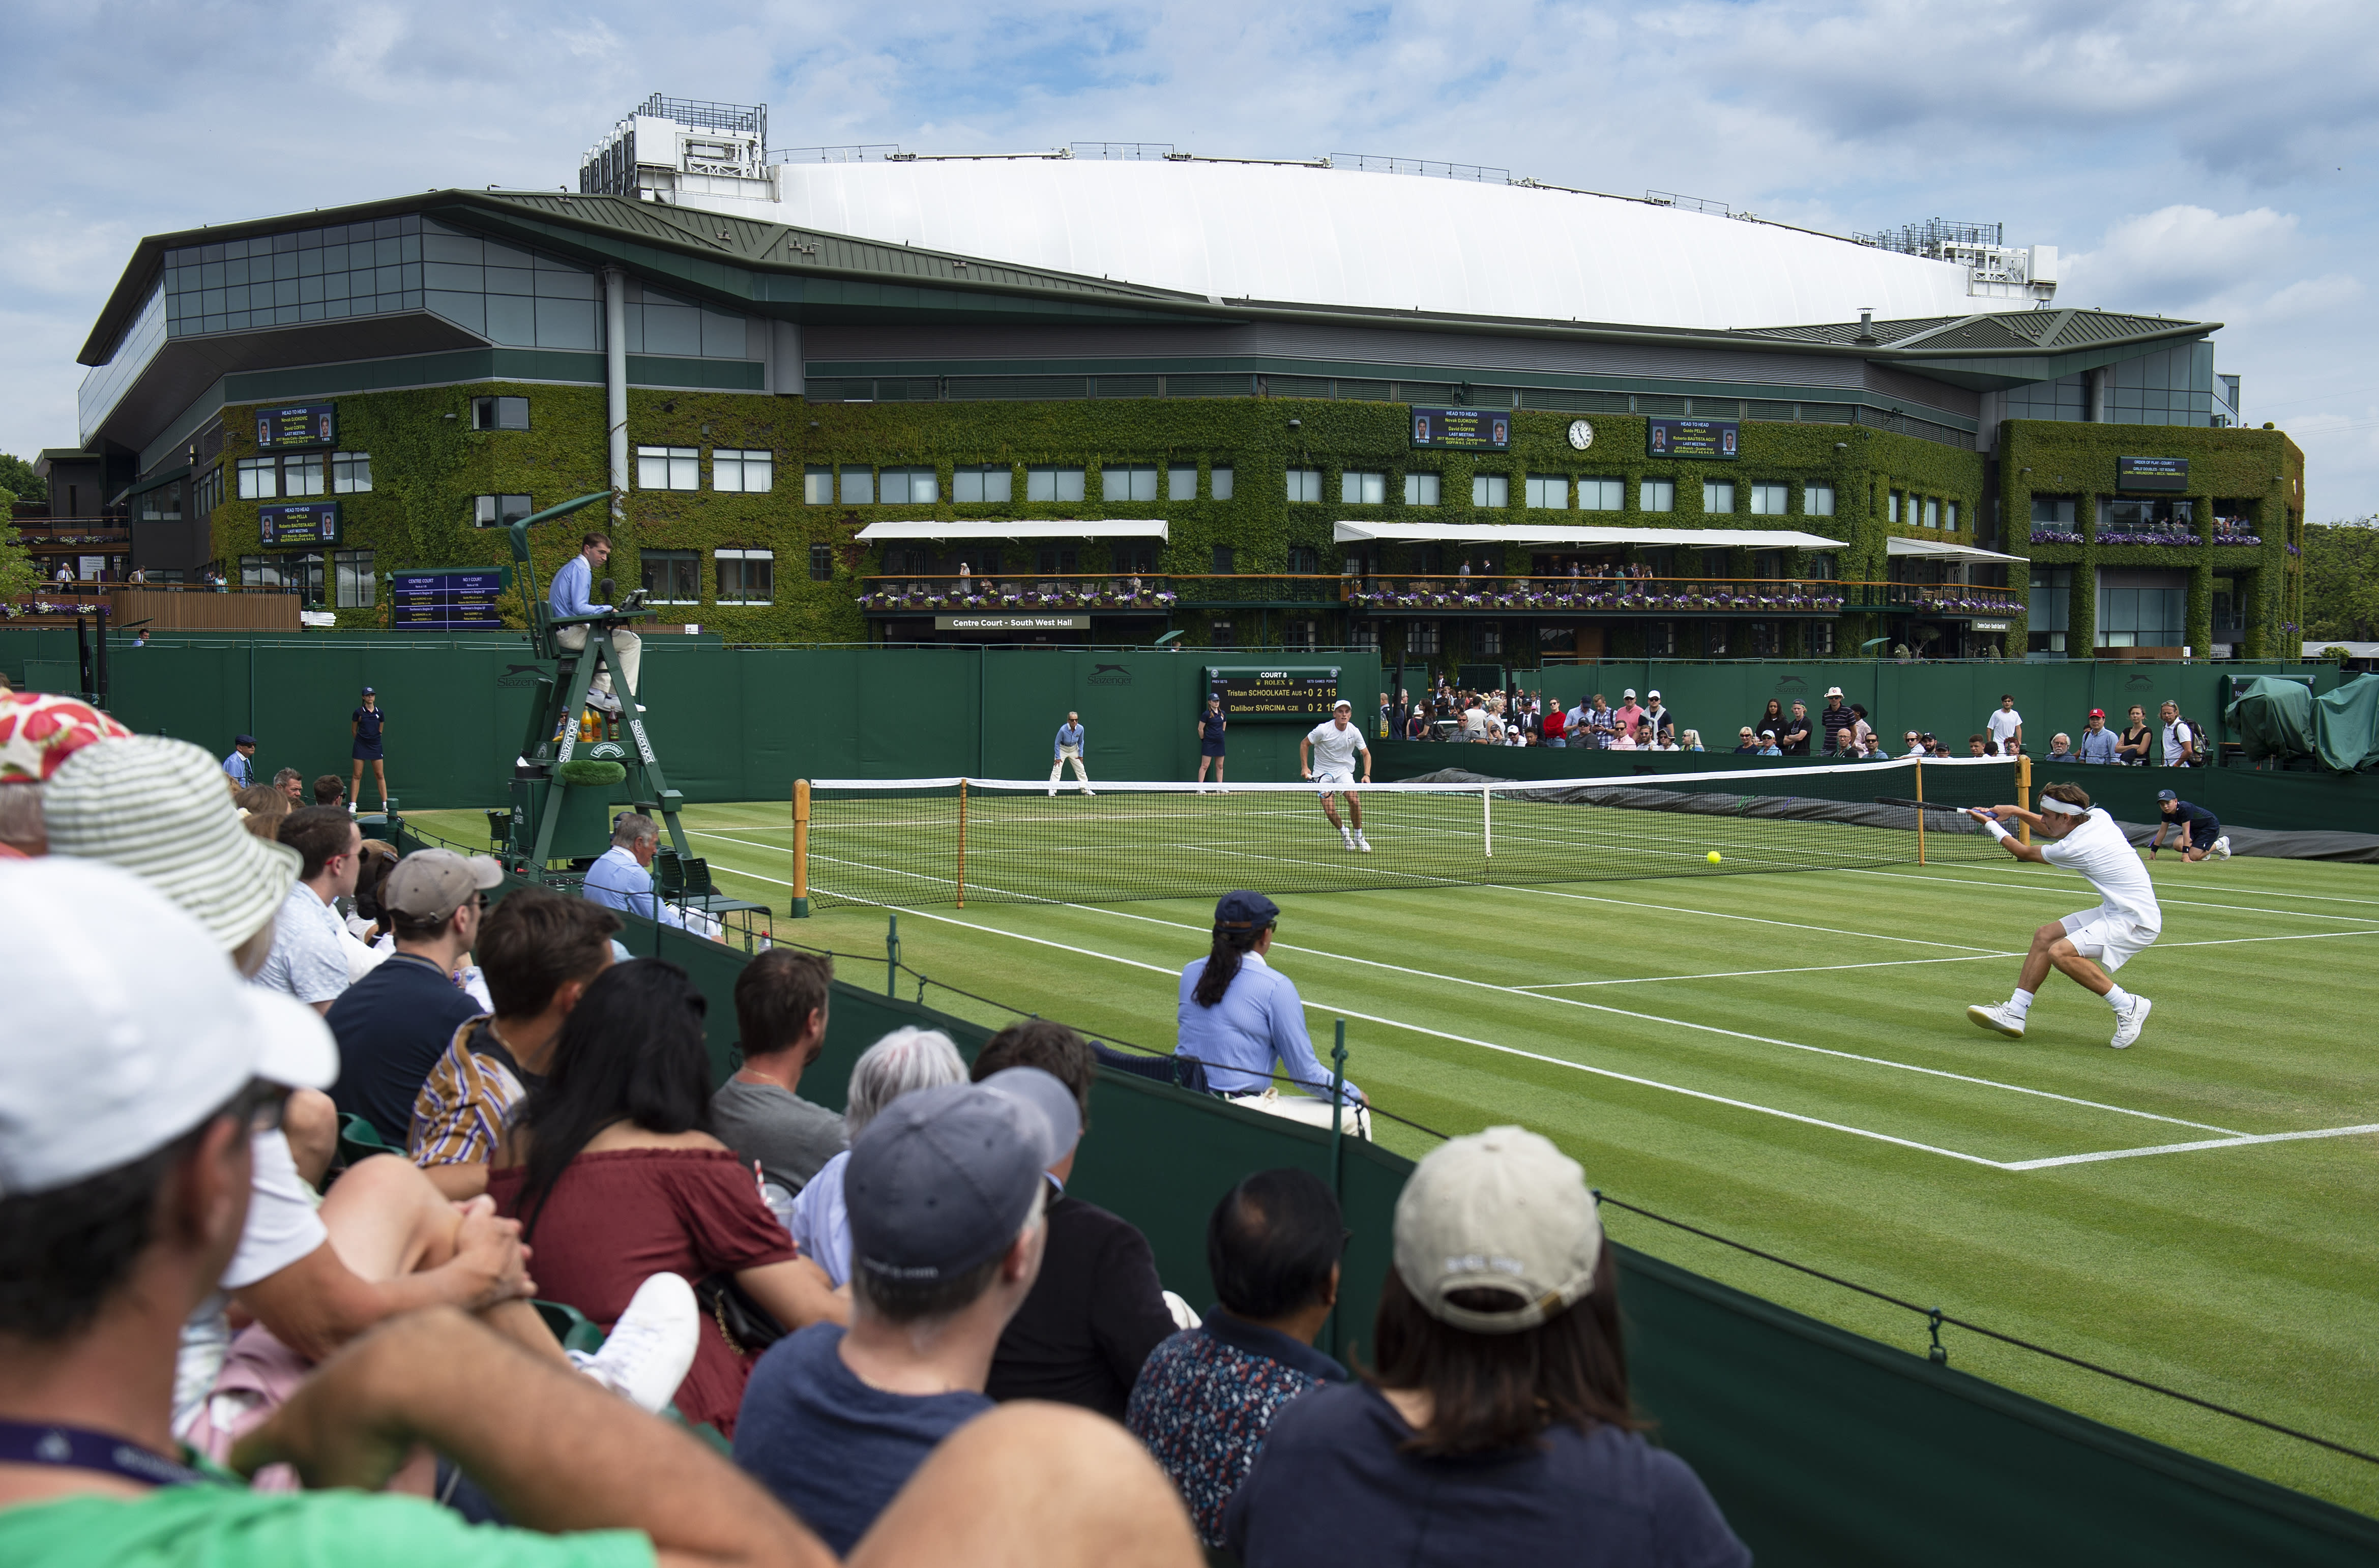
[1177,891,1368,1137]
[348,686,389,813]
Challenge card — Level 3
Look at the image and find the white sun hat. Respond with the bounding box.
[44,735,300,950]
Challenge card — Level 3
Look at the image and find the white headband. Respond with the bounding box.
[2037,796,2084,817]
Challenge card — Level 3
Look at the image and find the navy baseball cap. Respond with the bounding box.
[361,686,375,695]
[2156,789,2179,802]
[232,733,256,746]
[846,1067,1080,1285]
[1214,890,1279,930]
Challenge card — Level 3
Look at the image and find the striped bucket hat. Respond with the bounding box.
[44,735,299,950]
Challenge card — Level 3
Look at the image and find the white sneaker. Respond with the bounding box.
[2213,836,2231,860]
[1354,832,1372,853]
[2110,995,2152,1050]
[584,688,622,715]
[1966,1002,2025,1039]
[569,1272,698,1413]
[1339,830,1355,850]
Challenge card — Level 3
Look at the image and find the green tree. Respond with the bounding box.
[0,486,40,602]
[2301,520,2379,644]
[0,453,46,506]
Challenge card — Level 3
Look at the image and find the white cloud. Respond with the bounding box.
[2061,206,2299,310]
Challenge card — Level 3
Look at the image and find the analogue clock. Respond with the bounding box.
[1567,420,1594,451]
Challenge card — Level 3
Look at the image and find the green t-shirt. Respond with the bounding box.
[0,1483,655,1568]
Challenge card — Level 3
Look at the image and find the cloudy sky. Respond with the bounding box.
[6,0,2376,515]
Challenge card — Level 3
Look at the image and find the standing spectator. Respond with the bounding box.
[584,811,686,928]
[2047,733,2075,761]
[974,1021,1180,1419]
[1986,693,2024,756]
[1540,700,1567,748]
[222,732,257,787]
[2076,708,2121,765]
[1851,703,1877,752]
[349,686,389,812]
[411,884,619,1200]
[1611,688,1645,739]
[548,530,641,715]
[257,805,362,1016]
[1582,694,1616,748]
[1130,1169,1351,1547]
[735,1069,1076,1552]
[1050,709,1094,796]
[1223,1126,1747,1566]
[327,847,501,1144]
[1641,689,1676,746]
[1196,694,1228,789]
[791,1027,971,1288]
[1780,701,1813,755]
[2117,704,2154,766]
[2159,700,2201,767]
[491,959,844,1436]
[272,766,305,805]
[1818,688,1855,754]
[1755,699,1785,741]
[713,949,849,1198]
[312,772,348,806]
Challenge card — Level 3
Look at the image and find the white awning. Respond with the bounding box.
[1886,536,2028,566]
[854,519,1168,542]
[1333,520,1845,550]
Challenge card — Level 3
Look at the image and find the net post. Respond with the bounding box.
[956,778,968,908]
[1482,783,1494,859]
[790,779,812,919]
[1327,1021,1348,1362]
[887,912,900,997]
[2017,754,2032,847]
[1915,761,1926,866]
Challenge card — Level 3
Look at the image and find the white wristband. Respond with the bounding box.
[1984,819,2012,842]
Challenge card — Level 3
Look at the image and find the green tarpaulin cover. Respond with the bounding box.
[2228,673,2379,772]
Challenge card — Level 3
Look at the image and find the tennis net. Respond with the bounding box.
[794,755,2025,910]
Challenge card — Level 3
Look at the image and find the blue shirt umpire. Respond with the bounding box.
[1176,891,1362,1108]
[582,810,686,928]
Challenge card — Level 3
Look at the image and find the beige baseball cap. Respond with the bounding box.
[383,847,505,923]
[1392,1125,1603,1334]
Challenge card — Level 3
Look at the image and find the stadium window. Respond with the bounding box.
[1645,620,1677,657]
[471,396,530,431]
[333,549,375,609]
[881,466,938,504]
[1113,541,1157,574]
[1209,617,1236,646]
[1471,474,1509,508]
[1945,501,1959,531]
[804,465,833,505]
[1639,479,1675,512]
[1887,491,1902,524]
[1286,467,1325,502]
[1211,546,1235,574]
[1210,464,1235,500]
[641,548,700,604]
[1167,464,1198,500]
[952,464,1012,504]
[1807,552,1838,580]
[1805,482,1835,516]
[1102,464,1160,502]
[1287,545,1319,574]
[193,465,224,517]
[331,452,372,493]
[637,446,699,491]
[1473,622,1503,656]
[1342,470,1387,505]
[1578,477,1623,511]
[1923,497,1940,529]
[1035,548,1079,575]
[1284,618,1318,647]
[471,494,533,528]
[809,543,833,581]
[714,450,775,493]
[1349,623,1380,649]
[283,454,325,497]
[1524,475,1569,510]
[1700,548,1731,579]
[840,465,876,505]
[1403,472,1441,506]
[1748,483,1788,515]
[1406,620,1441,655]
[715,547,775,604]
[1026,465,1084,502]
[1702,481,1735,514]
[236,456,278,499]
[1807,620,1835,656]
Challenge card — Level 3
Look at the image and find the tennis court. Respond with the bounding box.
[420,790,2379,1508]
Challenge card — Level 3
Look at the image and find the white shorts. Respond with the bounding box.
[2060,907,2160,972]
[1314,767,1357,797]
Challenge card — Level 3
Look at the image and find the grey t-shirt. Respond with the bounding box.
[256,884,349,1006]
[711,1076,848,1194]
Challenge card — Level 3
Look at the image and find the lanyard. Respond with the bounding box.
[0,1419,202,1487]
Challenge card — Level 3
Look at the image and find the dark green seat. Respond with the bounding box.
[336,1113,393,1169]
[535,1299,607,1355]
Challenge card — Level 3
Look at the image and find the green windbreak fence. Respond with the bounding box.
[522,861,2379,1566]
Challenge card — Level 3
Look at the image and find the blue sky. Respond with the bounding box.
[5,0,2376,515]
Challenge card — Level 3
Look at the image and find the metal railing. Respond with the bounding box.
[858,574,1178,612]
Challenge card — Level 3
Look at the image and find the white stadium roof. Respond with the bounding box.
[855,519,1168,541]
[1334,521,1845,550]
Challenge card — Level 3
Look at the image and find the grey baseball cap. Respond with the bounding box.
[846,1066,1080,1285]
[382,847,503,922]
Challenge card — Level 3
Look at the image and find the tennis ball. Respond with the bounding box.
[1707,850,1723,864]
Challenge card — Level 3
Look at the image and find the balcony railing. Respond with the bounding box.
[13,520,133,551]
[2030,524,2265,548]
[859,575,1177,613]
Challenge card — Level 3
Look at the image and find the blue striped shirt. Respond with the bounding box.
[1176,951,1359,1105]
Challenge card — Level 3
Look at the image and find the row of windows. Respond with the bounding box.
[238,549,376,608]
[234,452,373,500]
[637,547,839,605]
[1885,492,1961,530]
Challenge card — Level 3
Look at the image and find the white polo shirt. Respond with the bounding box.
[1306,719,1367,775]
[2042,808,2162,931]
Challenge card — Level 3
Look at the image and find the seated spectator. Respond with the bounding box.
[492,958,844,1435]
[258,805,361,1015]
[0,860,1198,1567]
[1225,1126,1748,1566]
[339,837,400,982]
[234,783,289,841]
[736,1067,1080,1553]
[272,766,305,806]
[1903,730,1925,756]
[973,1020,1179,1419]
[713,949,849,1196]
[412,884,620,1199]
[1607,725,1639,752]
[791,1026,970,1287]
[0,691,131,856]
[1969,734,1992,757]
[584,810,686,928]
[1129,1169,1350,1546]
[2118,704,2154,766]
[2047,733,2075,760]
[327,848,501,1145]
[1731,726,1760,754]
[1756,730,1781,757]
[312,772,348,807]
[1681,728,1705,752]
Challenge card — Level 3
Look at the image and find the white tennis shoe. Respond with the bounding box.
[1354,831,1372,853]
[2110,995,2152,1050]
[1966,1002,2025,1039]
[2213,835,2231,860]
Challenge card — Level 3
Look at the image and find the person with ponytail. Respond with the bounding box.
[1174,891,1367,1136]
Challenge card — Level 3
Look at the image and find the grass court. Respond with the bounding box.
[416,793,2379,1511]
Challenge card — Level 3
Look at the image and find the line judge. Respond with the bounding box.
[1176,890,1368,1138]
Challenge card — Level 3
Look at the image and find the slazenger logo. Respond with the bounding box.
[1774,675,1809,693]
[2124,672,2156,690]
[589,741,627,761]
[1089,663,1132,686]
[497,664,546,688]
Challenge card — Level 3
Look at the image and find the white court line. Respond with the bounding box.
[1850,865,2379,926]
[1499,883,2006,952]
[2003,1123,2379,1171]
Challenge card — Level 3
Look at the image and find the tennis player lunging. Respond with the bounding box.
[1299,699,1372,853]
[1965,782,2161,1050]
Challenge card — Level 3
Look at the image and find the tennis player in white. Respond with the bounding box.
[1964,781,2160,1049]
[1299,699,1373,852]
